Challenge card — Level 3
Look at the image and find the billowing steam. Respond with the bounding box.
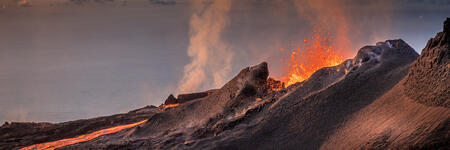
[177,0,233,94]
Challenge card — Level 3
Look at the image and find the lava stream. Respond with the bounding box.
[19,120,147,150]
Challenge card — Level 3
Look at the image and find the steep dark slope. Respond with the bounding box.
[322,17,450,149]
[321,81,449,149]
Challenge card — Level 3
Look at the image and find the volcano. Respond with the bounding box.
[2,18,449,150]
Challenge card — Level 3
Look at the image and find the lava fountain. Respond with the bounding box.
[280,27,346,86]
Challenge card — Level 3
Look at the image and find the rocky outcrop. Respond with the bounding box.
[258,77,285,95]
[164,94,177,105]
[404,18,450,107]
[163,90,217,105]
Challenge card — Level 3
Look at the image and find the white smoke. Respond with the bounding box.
[177,0,233,94]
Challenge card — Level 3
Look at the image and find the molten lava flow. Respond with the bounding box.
[19,120,147,150]
[280,28,345,86]
[159,103,180,110]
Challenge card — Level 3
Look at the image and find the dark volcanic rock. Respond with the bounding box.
[258,78,285,95]
[0,106,157,150]
[353,45,382,65]
[164,94,177,105]
[177,92,209,102]
[164,90,217,105]
[404,17,450,107]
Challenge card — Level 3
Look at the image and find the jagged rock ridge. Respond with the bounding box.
[404,18,450,107]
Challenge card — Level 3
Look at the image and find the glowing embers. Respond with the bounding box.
[19,120,147,150]
[280,28,345,86]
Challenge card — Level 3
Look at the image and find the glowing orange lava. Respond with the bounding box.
[280,28,345,86]
[159,103,180,110]
[19,120,147,150]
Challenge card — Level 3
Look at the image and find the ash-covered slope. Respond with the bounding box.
[61,19,450,150]
[203,39,419,150]
[322,18,450,149]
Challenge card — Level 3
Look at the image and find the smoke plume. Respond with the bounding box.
[177,0,233,94]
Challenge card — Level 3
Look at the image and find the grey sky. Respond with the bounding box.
[0,0,448,123]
